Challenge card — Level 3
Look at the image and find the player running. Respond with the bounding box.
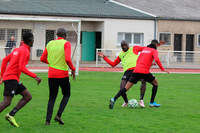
[0,32,41,127]
[98,40,146,107]
[40,28,75,125]
[109,40,169,109]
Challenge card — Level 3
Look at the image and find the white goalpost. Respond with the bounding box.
[0,14,82,75]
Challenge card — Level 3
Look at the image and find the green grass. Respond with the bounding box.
[0,71,200,133]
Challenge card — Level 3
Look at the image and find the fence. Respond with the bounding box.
[96,49,200,69]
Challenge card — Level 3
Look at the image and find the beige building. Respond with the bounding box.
[0,0,155,62]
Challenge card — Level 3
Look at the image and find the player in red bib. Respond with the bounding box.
[109,40,169,109]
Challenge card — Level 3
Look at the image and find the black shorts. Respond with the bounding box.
[121,70,134,81]
[129,73,155,84]
[3,80,27,97]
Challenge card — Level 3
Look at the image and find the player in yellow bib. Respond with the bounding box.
[98,40,146,108]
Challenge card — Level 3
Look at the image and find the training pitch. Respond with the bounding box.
[0,71,199,133]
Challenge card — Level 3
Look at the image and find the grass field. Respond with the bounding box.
[0,71,200,133]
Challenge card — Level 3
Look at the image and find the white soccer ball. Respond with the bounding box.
[128,99,138,108]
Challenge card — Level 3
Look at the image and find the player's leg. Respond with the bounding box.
[0,80,17,112]
[6,88,31,128]
[149,79,160,107]
[139,79,146,108]
[145,74,160,107]
[55,77,71,125]
[9,85,32,117]
[46,78,59,125]
[120,70,133,107]
[120,80,129,107]
[0,96,12,112]
[109,73,139,109]
[2,80,20,127]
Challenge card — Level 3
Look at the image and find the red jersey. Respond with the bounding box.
[1,43,37,82]
[134,47,165,74]
[103,46,144,70]
[40,37,75,78]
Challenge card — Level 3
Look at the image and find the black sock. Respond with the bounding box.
[9,107,18,116]
[150,85,158,103]
[114,88,127,101]
[140,81,146,100]
[121,93,128,103]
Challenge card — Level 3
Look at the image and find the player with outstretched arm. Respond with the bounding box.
[98,40,146,108]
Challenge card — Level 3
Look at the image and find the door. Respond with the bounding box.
[81,32,95,61]
[186,34,194,62]
[174,34,182,62]
[95,32,102,60]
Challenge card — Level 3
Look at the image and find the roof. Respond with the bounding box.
[0,0,154,20]
[114,0,200,21]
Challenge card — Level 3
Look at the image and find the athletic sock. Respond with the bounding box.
[150,85,158,103]
[140,82,146,100]
[9,107,18,116]
[114,88,127,101]
[121,93,128,103]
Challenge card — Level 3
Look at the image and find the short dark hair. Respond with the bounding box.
[151,40,159,45]
[121,40,128,46]
[23,32,33,45]
[147,39,159,50]
[56,28,67,38]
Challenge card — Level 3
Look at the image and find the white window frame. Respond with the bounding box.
[117,32,144,46]
[197,34,200,47]
[158,32,172,46]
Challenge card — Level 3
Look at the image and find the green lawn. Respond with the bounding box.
[0,71,200,133]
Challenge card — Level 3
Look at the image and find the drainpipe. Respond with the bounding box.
[154,17,158,39]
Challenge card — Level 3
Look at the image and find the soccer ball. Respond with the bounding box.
[128,99,138,108]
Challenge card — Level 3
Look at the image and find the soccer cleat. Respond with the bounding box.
[5,113,19,127]
[109,98,115,109]
[54,116,64,125]
[149,102,160,107]
[139,100,145,108]
[121,102,128,107]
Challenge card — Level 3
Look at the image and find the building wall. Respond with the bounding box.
[103,19,154,49]
[157,20,200,51]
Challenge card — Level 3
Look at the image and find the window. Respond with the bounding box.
[117,32,123,44]
[7,29,18,41]
[46,30,56,45]
[117,32,144,46]
[159,33,171,45]
[66,31,77,43]
[134,33,142,44]
[198,34,200,46]
[0,29,5,40]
